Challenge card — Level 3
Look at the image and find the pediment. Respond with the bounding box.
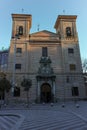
[31,30,57,37]
[30,30,59,42]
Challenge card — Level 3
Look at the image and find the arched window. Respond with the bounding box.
[19,26,23,35]
[66,27,71,36]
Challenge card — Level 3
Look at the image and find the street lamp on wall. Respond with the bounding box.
[12,34,20,95]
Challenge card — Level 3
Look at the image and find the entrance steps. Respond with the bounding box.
[0,115,21,130]
[19,109,87,130]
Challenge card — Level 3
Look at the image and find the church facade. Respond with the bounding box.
[7,14,86,103]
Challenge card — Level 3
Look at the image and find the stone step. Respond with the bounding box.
[57,121,85,130]
[0,115,20,130]
[74,125,87,130]
[0,116,13,129]
[21,116,78,129]
[20,120,86,130]
[20,114,86,130]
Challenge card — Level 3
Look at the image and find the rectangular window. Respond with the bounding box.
[66,76,69,83]
[72,87,79,96]
[15,64,21,69]
[70,64,76,71]
[16,48,22,53]
[42,47,48,57]
[68,48,74,54]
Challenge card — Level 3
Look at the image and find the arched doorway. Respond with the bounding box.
[40,83,51,103]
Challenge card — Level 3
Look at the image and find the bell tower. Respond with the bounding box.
[54,15,83,78]
[54,15,85,100]
[54,15,78,40]
[11,14,32,38]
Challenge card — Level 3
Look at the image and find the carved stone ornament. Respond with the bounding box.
[37,56,56,81]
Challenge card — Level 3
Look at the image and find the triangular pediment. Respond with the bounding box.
[30,30,59,42]
[31,30,57,37]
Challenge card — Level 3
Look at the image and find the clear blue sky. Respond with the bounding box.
[0,0,87,59]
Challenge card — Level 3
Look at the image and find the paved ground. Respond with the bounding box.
[0,101,87,130]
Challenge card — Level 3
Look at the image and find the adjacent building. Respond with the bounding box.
[0,49,9,72]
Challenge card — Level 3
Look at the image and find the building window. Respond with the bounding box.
[16,48,22,53]
[42,47,48,57]
[68,48,74,54]
[19,26,23,35]
[66,76,69,83]
[70,64,76,71]
[14,87,20,97]
[72,87,79,96]
[15,64,21,69]
[66,27,71,37]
